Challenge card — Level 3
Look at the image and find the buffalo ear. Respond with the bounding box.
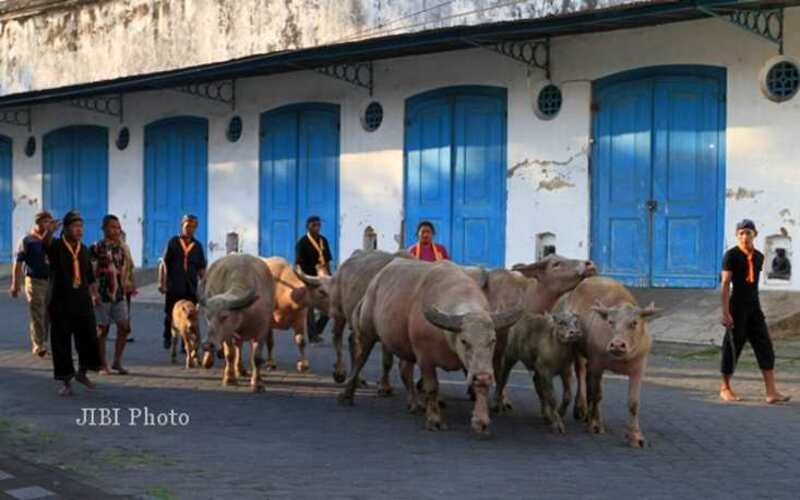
[463,266,488,289]
[639,302,662,319]
[591,299,611,320]
[511,260,548,279]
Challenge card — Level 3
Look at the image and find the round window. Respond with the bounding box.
[761,56,800,102]
[536,84,562,119]
[362,101,383,132]
[116,127,130,150]
[227,116,243,142]
[25,137,36,157]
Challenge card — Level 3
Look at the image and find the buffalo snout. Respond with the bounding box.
[607,338,628,356]
[473,372,494,387]
[583,261,598,277]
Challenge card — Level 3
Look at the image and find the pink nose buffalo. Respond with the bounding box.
[473,373,494,387]
[608,338,628,356]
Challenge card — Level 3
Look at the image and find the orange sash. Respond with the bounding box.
[306,233,327,269]
[63,239,82,288]
[412,243,443,261]
[738,244,755,284]
[179,237,196,272]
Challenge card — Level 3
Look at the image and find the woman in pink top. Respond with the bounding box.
[407,221,449,262]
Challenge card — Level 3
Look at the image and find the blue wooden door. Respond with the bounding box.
[144,117,208,266]
[592,68,725,288]
[0,136,12,263]
[405,87,507,268]
[259,104,339,264]
[651,77,723,287]
[43,126,108,245]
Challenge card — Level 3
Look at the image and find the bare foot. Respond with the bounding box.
[719,388,742,402]
[75,373,96,390]
[100,365,113,376]
[766,393,791,404]
[58,383,74,397]
[111,364,129,375]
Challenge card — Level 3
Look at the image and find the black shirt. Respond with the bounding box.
[162,236,207,297]
[722,246,764,306]
[46,237,95,316]
[295,234,332,276]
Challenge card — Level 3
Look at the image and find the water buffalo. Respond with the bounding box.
[199,254,275,393]
[263,256,313,373]
[566,276,660,448]
[171,299,200,369]
[295,249,412,386]
[495,307,584,433]
[343,259,522,435]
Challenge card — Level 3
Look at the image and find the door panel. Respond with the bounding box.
[592,81,653,287]
[0,136,11,263]
[404,98,453,254]
[651,77,721,287]
[592,67,725,288]
[259,104,339,265]
[405,87,507,267]
[144,117,208,266]
[43,126,108,245]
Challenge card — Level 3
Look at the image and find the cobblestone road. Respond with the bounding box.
[0,293,798,499]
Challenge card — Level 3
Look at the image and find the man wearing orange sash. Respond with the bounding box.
[407,221,449,262]
[295,215,332,343]
[159,214,207,350]
[43,210,102,396]
[720,219,789,404]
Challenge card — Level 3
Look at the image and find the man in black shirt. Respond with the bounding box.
[720,219,789,404]
[159,214,207,350]
[295,216,332,343]
[43,210,102,396]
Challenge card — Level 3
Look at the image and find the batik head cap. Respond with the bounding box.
[34,210,53,224]
[736,219,757,233]
[62,210,83,227]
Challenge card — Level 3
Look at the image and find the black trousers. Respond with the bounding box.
[50,310,101,381]
[306,307,329,339]
[164,292,197,340]
[721,303,775,375]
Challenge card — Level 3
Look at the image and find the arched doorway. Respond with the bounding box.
[259,103,340,264]
[143,116,209,266]
[404,86,507,267]
[591,66,726,288]
[43,125,109,245]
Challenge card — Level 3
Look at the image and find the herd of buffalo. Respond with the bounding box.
[172,250,661,448]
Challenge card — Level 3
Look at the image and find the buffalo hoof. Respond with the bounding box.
[492,401,513,415]
[358,377,369,388]
[337,392,355,406]
[251,383,265,394]
[573,405,588,422]
[265,361,277,372]
[626,431,647,448]
[551,420,566,435]
[588,420,605,434]
[170,357,177,365]
[425,419,448,431]
[377,385,394,397]
[222,377,238,387]
[332,370,346,384]
[470,418,491,437]
[296,360,309,373]
[408,403,424,415]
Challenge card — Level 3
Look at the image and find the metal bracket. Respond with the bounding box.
[175,79,236,110]
[314,62,374,96]
[466,38,550,79]
[0,107,32,131]
[69,94,124,122]
[698,6,784,54]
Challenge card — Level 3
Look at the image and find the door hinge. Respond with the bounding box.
[645,200,658,212]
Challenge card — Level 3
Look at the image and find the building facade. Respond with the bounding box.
[0,0,798,290]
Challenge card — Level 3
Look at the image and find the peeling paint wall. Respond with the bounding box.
[2,7,800,291]
[0,0,656,94]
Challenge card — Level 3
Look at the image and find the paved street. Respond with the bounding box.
[0,290,799,500]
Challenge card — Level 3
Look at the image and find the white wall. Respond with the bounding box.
[2,9,800,290]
